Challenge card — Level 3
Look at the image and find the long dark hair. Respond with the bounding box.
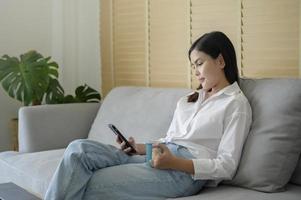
[187,31,239,102]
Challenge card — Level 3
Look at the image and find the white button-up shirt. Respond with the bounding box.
[160,82,252,186]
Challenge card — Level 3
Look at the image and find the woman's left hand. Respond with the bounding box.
[152,144,176,170]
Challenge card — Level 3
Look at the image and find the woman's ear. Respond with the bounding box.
[217,54,225,69]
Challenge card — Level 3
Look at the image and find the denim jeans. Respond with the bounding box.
[44,139,206,200]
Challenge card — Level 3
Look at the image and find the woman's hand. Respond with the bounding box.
[152,144,195,174]
[151,144,177,170]
[116,136,146,155]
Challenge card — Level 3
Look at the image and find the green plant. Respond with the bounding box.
[0,50,101,106]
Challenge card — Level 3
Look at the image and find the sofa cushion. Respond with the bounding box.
[169,184,301,200]
[0,149,64,198]
[88,86,190,146]
[227,78,301,192]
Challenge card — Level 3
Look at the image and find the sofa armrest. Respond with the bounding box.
[18,103,100,153]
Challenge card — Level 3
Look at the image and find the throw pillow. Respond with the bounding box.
[226,78,301,192]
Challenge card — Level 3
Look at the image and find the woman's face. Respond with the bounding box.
[190,49,226,91]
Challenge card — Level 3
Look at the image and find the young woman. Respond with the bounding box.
[45,31,252,200]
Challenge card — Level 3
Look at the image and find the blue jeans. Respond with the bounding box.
[44,139,206,200]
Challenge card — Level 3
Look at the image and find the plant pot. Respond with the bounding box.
[9,118,18,151]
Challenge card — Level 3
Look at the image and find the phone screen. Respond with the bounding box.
[108,124,137,153]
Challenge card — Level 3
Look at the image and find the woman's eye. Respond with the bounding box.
[191,62,203,69]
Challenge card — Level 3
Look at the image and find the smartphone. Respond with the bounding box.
[108,124,137,153]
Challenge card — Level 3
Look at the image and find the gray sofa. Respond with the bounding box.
[0,78,301,199]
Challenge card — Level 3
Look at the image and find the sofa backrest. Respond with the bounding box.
[88,79,301,191]
[88,86,190,145]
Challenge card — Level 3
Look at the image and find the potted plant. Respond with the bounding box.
[0,50,101,105]
[0,50,101,150]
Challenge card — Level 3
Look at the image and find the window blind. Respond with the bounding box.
[190,0,241,89]
[241,0,300,78]
[100,0,300,95]
[100,0,114,96]
[149,0,190,87]
[113,0,148,86]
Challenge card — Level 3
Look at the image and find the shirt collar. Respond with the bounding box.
[197,81,241,97]
[222,81,241,96]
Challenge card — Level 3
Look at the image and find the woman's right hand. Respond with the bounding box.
[116,136,146,155]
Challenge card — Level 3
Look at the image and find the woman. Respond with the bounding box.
[45,31,252,200]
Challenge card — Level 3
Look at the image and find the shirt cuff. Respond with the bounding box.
[191,158,214,180]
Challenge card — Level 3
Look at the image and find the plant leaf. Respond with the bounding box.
[0,50,60,105]
[60,84,101,103]
[73,84,101,103]
[45,78,65,104]
[63,95,77,103]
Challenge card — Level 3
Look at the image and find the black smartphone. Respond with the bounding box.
[108,124,137,153]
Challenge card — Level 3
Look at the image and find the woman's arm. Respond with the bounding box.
[134,143,146,155]
[171,157,194,174]
[192,112,252,180]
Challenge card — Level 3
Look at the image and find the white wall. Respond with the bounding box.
[0,0,100,151]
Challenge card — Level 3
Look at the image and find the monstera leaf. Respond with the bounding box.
[45,78,65,104]
[62,84,101,103]
[0,50,59,105]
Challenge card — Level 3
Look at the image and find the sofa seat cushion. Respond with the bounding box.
[0,149,64,198]
[169,184,301,200]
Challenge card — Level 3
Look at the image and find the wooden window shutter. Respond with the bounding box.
[241,0,300,78]
[113,0,148,86]
[100,0,114,96]
[190,0,241,89]
[149,0,190,88]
